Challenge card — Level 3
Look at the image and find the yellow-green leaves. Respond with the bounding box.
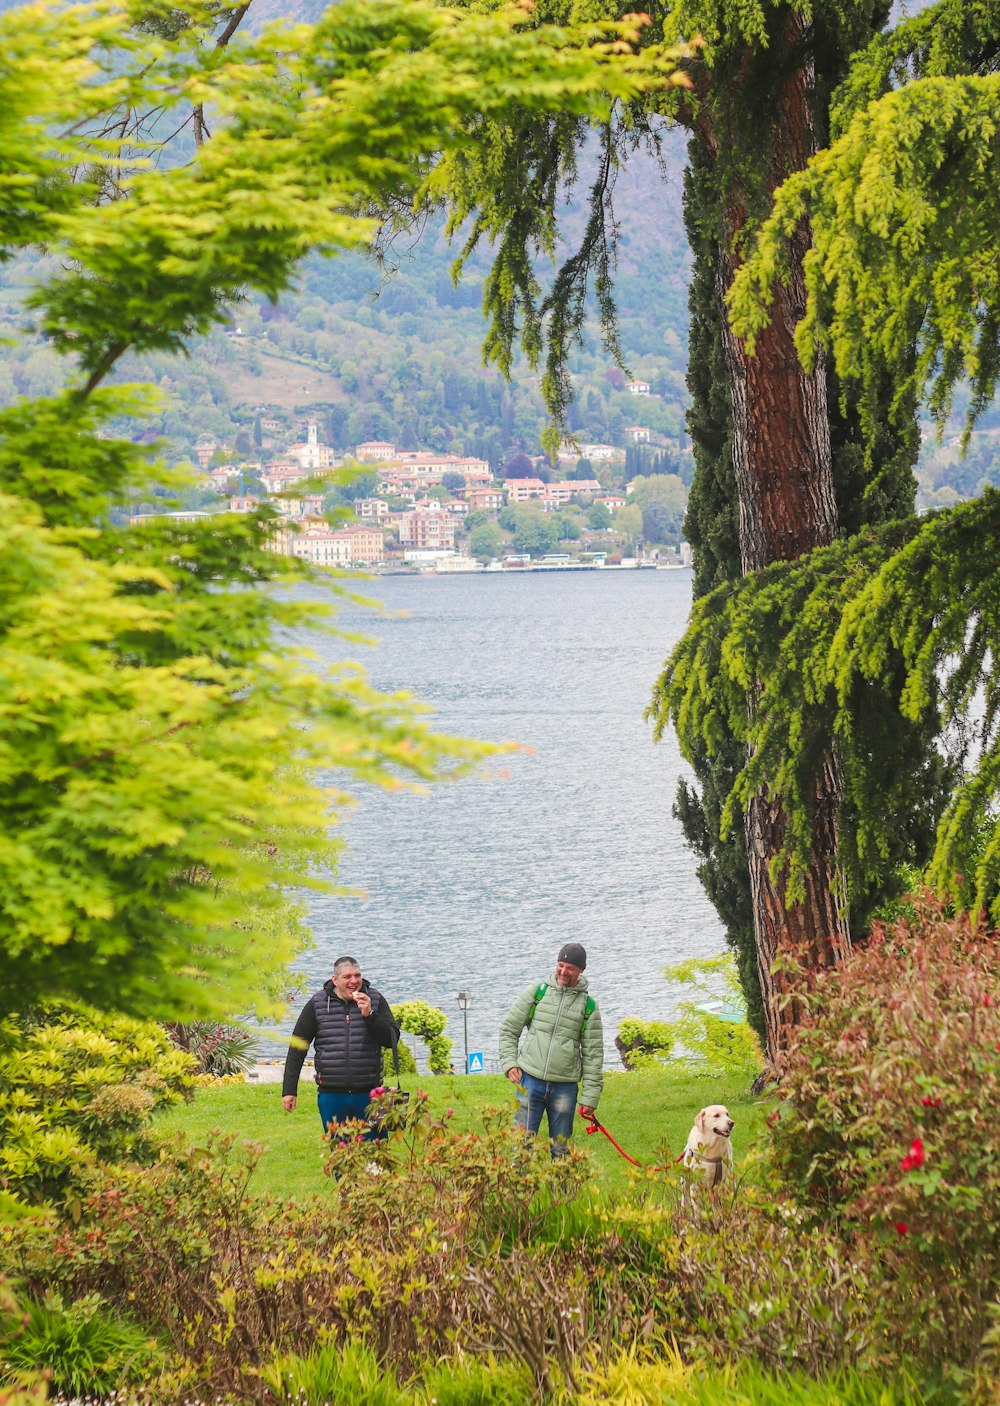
[653,494,1000,921]
[729,74,1000,449]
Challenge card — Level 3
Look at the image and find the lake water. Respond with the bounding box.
[285,568,724,1071]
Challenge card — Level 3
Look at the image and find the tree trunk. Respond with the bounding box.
[704,9,852,1062]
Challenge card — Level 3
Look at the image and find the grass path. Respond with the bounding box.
[155,1069,764,1198]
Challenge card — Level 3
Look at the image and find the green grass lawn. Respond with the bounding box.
[155,1068,764,1199]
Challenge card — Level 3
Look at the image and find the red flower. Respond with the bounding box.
[895,1223,908,1237]
[920,1096,942,1108]
[985,994,993,1007]
[901,1136,925,1172]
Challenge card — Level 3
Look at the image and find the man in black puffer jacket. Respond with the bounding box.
[281,955,400,1137]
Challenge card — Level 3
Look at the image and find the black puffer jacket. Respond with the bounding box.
[282,978,399,1096]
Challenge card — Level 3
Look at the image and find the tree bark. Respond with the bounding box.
[702,9,852,1062]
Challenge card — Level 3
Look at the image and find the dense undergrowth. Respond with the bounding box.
[0,899,996,1405]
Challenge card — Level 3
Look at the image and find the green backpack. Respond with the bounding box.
[525,982,595,1031]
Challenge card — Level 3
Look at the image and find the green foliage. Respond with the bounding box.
[650,512,957,910]
[0,1276,47,1405]
[0,1006,195,1203]
[418,1355,535,1406]
[164,1022,256,1078]
[507,503,559,555]
[730,55,1000,448]
[4,1108,593,1399]
[428,5,697,444]
[5,0,683,1022]
[469,520,506,560]
[260,1340,406,1406]
[617,955,762,1075]
[665,1365,935,1406]
[627,473,687,515]
[653,490,1000,920]
[661,954,762,1073]
[394,999,453,1075]
[613,502,643,542]
[769,893,999,1363]
[154,1067,755,1200]
[0,1292,160,1402]
[7,1066,987,1398]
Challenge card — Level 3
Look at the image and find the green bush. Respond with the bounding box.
[394,1000,453,1075]
[418,1356,535,1406]
[0,1275,46,1405]
[0,1292,160,1401]
[260,1339,406,1406]
[0,1006,196,1203]
[617,956,762,1075]
[669,1363,939,1406]
[769,894,1000,1366]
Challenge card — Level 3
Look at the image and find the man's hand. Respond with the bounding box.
[578,1104,596,1120]
[506,1066,522,1083]
[354,991,373,1017]
[282,1095,296,1112]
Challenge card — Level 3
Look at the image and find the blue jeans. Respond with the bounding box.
[514,1072,578,1157]
[317,1090,383,1143]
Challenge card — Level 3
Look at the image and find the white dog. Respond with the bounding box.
[682,1104,735,1191]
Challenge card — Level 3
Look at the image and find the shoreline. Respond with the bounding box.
[374,563,691,577]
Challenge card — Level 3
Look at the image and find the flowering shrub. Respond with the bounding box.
[0,1006,196,1204]
[768,893,999,1364]
[2,1126,907,1402]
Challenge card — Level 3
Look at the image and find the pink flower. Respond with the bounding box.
[895,1223,908,1237]
[445,1109,454,1117]
[370,1086,386,1097]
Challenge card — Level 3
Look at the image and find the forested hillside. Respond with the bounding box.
[0,136,691,466]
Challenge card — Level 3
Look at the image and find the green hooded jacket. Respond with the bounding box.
[499,974,604,1109]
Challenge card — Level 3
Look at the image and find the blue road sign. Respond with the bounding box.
[467,1051,484,1073]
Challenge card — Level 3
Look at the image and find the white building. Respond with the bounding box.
[289,422,338,472]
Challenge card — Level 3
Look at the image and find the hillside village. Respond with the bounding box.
[138,411,693,573]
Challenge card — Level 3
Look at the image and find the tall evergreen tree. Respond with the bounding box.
[429,0,963,1057]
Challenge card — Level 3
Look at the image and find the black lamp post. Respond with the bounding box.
[456,991,472,1073]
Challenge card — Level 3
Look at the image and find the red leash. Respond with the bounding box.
[579,1110,684,1169]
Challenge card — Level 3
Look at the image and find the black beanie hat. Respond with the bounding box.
[557,942,587,970]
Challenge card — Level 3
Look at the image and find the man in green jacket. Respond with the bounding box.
[499,942,603,1155]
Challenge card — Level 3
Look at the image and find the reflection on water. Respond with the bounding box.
[279,570,724,1071]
